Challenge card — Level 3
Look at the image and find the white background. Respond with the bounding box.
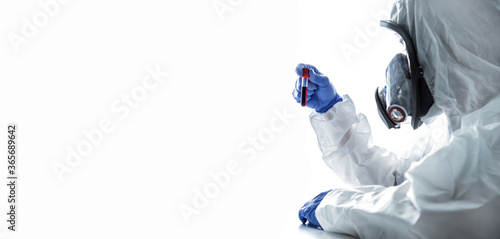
[0,0,430,238]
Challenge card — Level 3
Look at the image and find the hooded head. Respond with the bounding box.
[390,0,500,130]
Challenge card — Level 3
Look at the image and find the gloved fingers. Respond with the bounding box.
[308,70,331,88]
[292,88,301,103]
[297,190,333,228]
[307,89,315,97]
[295,77,318,93]
[307,81,318,92]
[293,78,302,103]
[293,76,319,105]
[293,88,313,103]
[299,215,307,224]
[300,213,321,228]
[295,63,331,87]
[307,94,313,102]
[295,64,305,77]
[295,63,323,76]
[302,86,316,99]
[295,77,302,91]
[298,205,309,224]
[299,202,321,228]
[295,79,316,96]
[294,76,317,94]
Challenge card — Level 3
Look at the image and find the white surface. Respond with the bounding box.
[0,0,401,238]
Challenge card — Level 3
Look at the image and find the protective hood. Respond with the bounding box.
[390,0,500,130]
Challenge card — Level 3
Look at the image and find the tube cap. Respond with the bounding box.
[302,68,309,78]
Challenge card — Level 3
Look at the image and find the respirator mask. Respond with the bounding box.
[375,21,434,129]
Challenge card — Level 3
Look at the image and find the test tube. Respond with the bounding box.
[301,68,310,107]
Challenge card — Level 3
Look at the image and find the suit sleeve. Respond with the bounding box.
[309,95,401,187]
[314,104,500,238]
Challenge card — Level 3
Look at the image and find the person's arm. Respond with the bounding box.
[310,95,400,187]
[315,111,500,237]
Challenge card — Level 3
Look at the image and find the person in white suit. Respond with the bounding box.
[293,0,500,237]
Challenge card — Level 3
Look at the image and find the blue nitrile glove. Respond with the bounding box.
[293,63,342,113]
[298,189,332,229]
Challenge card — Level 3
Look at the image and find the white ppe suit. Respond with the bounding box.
[313,0,500,238]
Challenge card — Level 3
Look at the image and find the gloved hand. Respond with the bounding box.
[293,63,342,113]
[299,189,332,229]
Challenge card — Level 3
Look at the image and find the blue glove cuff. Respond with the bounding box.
[316,95,343,113]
